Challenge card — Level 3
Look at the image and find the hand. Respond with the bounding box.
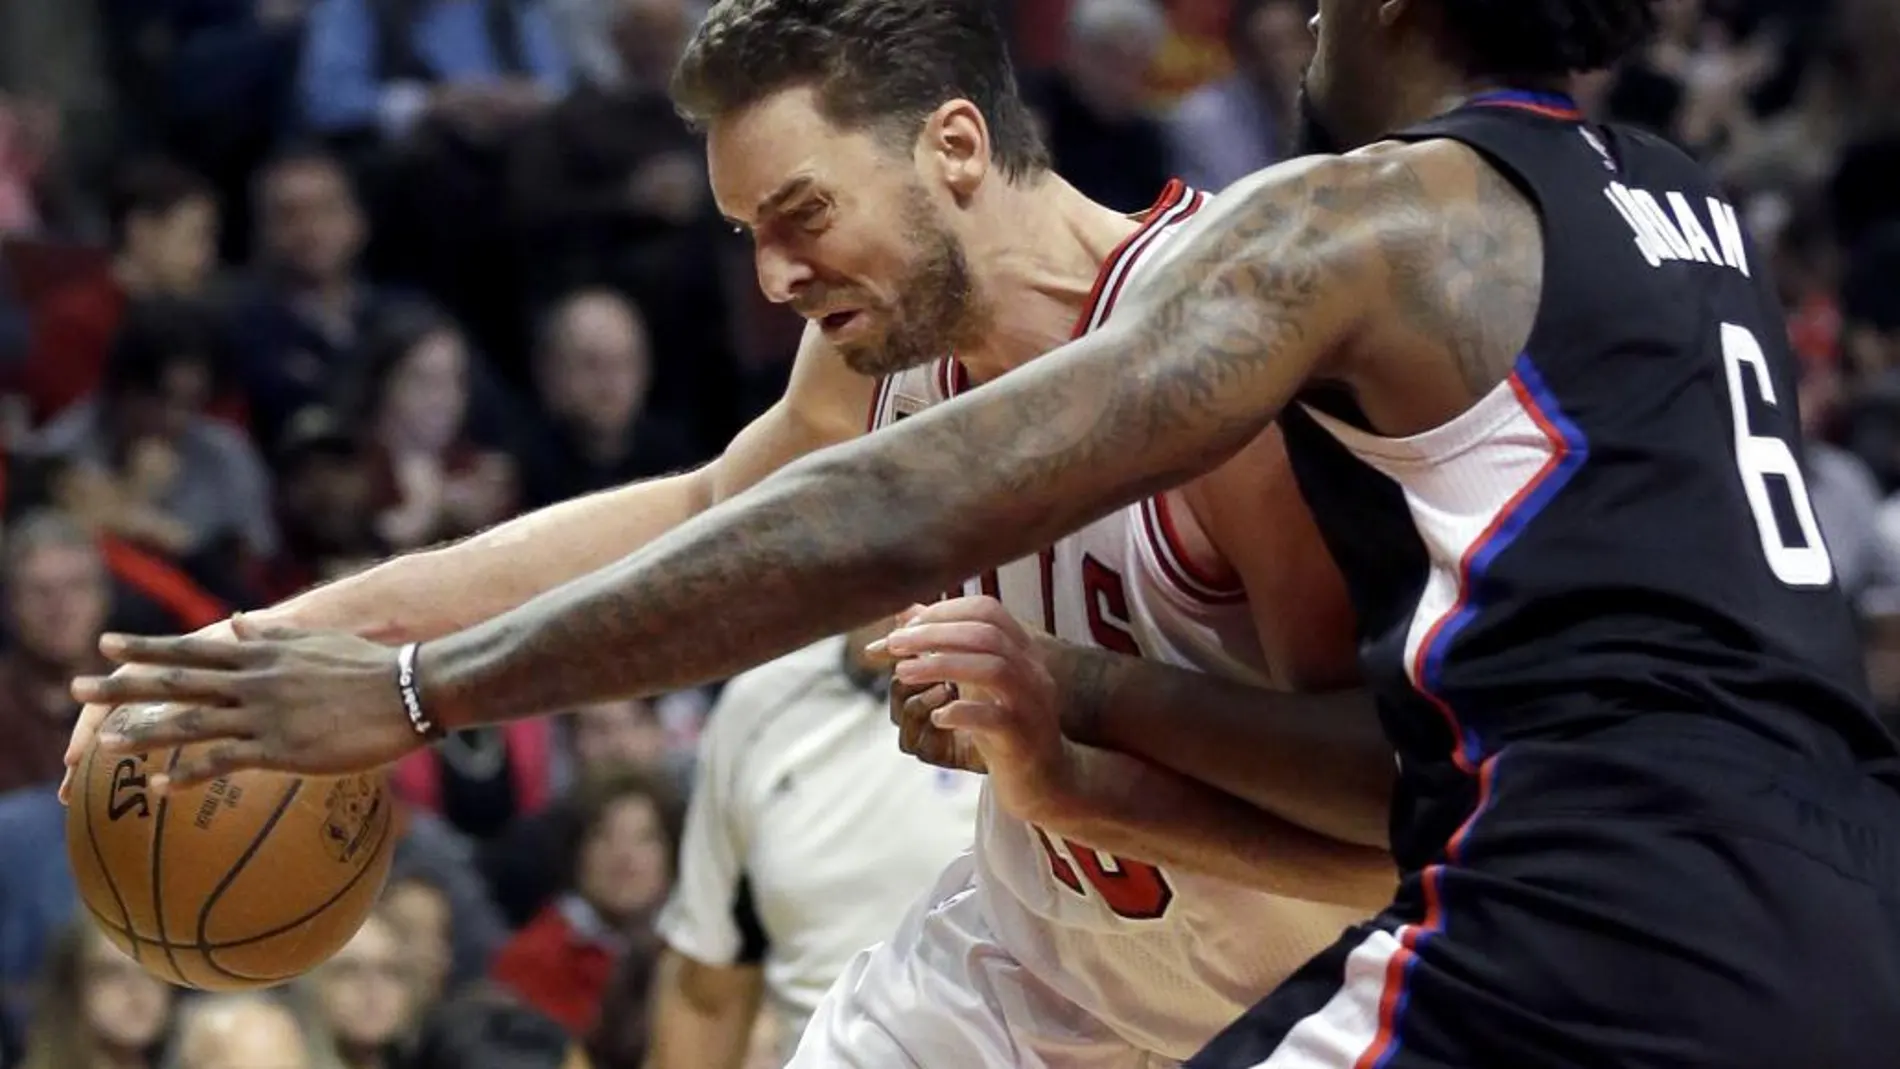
[62,618,233,804]
[878,596,1081,824]
[889,675,988,774]
[68,615,428,793]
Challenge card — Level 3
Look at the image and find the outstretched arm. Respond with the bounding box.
[420,153,1405,728]
[81,146,1475,783]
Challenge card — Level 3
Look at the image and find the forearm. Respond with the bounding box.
[422,441,1089,726]
[643,950,762,1069]
[260,470,712,643]
[1057,643,1394,847]
[1042,746,1395,910]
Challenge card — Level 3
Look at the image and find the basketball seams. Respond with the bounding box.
[75,755,397,991]
[195,780,303,949]
[202,785,396,981]
[79,744,144,965]
[149,748,188,985]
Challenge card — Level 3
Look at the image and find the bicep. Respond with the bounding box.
[709,328,876,503]
[1200,427,1360,691]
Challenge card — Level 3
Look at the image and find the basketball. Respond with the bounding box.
[66,740,396,991]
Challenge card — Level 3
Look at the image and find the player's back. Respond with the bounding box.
[1282,97,1891,824]
[1206,95,1900,1069]
[869,183,1375,1059]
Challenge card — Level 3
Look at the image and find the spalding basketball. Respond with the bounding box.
[67,742,395,991]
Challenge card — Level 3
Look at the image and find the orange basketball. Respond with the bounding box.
[66,742,395,991]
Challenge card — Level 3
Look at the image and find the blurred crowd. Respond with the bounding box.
[0,0,1894,1065]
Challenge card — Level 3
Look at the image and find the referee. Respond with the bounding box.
[646,622,980,1067]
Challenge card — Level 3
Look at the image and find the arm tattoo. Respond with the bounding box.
[424,151,1487,725]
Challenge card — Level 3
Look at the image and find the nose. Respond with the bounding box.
[755,242,814,305]
[1307,13,1319,38]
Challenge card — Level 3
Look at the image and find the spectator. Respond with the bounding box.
[14,159,217,426]
[507,0,736,447]
[298,0,571,146]
[19,923,173,1069]
[386,806,512,995]
[524,290,696,509]
[1029,0,1172,213]
[227,149,384,447]
[0,511,109,794]
[0,786,77,1045]
[482,697,685,928]
[568,699,680,784]
[28,297,278,599]
[300,0,573,362]
[0,95,59,235]
[260,406,384,603]
[1167,0,1313,192]
[491,767,680,1037]
[406,991,587,1069]
[165,991,343,1069]
[230,148,537,456]
[309,910,416,1069]
[345,305,520,554]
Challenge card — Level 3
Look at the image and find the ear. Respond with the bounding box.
[1376,0,1411,28]
[920,99,991,202]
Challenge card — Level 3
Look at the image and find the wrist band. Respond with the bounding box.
[396,642,443,741]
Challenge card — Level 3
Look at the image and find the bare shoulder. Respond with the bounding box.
[1336,139,1544,395]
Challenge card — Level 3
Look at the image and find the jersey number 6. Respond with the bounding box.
[1721,323,1833,588]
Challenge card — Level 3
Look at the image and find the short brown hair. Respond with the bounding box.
[673,0,1050,182]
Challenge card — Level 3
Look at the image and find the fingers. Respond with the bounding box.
[95,703,257,754]
[98,632,266,670]
[883,621,1018,661]
[893,651,1017,696]
[73,665,249,708]
[894,597,1025,636]
[159,741,275,792]
[895,683,954,748]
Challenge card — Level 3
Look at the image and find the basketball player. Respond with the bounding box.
[70,2,1397,1065]
[83,0,1900,1063]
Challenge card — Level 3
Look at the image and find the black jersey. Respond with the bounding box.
[1279,90,1895,866]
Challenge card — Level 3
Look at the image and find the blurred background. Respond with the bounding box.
[0,0,1895,1065]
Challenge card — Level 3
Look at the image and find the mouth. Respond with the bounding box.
[819,310,861,333]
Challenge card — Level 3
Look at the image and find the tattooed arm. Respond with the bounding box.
[83,141,1533,784]
[417,148,1415,727]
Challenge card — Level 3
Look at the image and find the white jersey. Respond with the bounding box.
[656,638,982,1054]
[865,182,1365,1058]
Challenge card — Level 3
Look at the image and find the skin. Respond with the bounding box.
[642,947,765,1069]
[62,0,1543,902]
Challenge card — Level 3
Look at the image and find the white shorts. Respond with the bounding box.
[787,855,1177,1069]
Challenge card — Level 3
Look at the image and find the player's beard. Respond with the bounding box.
[835,184,987,378]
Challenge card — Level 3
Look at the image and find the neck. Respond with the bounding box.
[956,175,1144,385]
[1351,55,1576,146]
